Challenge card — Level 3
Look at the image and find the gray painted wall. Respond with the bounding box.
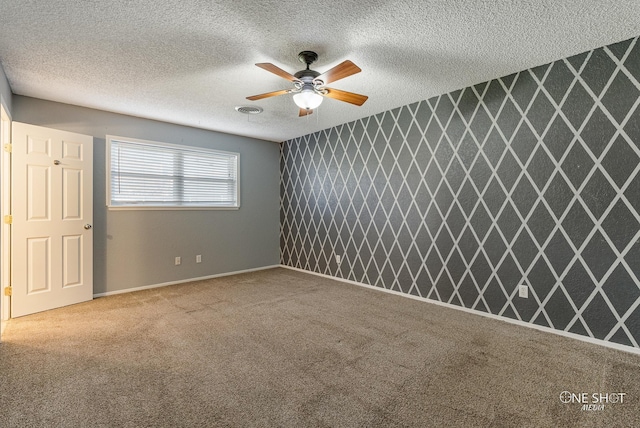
[0,61,11,113]
[281,36,640,350]
[14,96,280,294]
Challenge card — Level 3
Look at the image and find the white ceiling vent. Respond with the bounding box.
[235,106,263,115]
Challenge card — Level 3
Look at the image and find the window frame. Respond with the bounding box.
[106,135,240,210]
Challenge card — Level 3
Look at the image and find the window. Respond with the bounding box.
[107,136,239,209]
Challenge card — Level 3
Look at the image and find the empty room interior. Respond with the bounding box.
[2,1,640,426]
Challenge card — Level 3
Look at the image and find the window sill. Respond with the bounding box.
[107,205,240,211]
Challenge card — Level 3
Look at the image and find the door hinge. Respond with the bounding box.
[4,286,11,296]
[3,143,11,153]
[3,215,12,224]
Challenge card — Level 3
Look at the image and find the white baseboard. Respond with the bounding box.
[93,265,281,298]
[280,264,640,356]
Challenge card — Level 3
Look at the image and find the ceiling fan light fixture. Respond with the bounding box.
[293,87,323,110]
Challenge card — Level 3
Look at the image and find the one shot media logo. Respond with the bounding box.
[560,391,627,411]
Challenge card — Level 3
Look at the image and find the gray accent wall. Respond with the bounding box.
[14,96,280,294]
[281,36,640,349]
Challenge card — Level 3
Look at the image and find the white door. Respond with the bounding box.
[11,123,93,317]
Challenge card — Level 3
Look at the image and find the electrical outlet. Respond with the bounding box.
[335,255,342,264]
[175,257,181,266]
[196,255,202,263]
[519,284,528,298]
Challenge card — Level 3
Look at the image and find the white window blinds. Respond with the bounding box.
[107,136,239,208]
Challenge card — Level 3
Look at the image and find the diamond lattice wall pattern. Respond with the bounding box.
[280,36,640,349]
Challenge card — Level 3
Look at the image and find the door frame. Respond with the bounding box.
[1,96,11,336]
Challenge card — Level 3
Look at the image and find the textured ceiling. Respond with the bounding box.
[1,1,640,143]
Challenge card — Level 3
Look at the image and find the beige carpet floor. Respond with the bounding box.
[1,267,639,427]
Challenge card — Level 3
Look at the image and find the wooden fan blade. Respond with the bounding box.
[299,108,314,117]
[256,63,299,82]
[316,60,361,85]
[246,89,290,101]
[323,88,368,106]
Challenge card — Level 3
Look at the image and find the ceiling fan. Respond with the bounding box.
[246,51,368,117]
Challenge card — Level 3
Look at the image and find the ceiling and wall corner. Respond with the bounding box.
[280,35,640,352]
[0,1,640,142]
[0,61,11,114]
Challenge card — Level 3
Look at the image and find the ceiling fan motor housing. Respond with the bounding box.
[296,51,322,86]
[294,69,321,81]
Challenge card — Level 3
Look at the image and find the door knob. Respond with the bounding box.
[54,160,61,165]
[84,224,92,230]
